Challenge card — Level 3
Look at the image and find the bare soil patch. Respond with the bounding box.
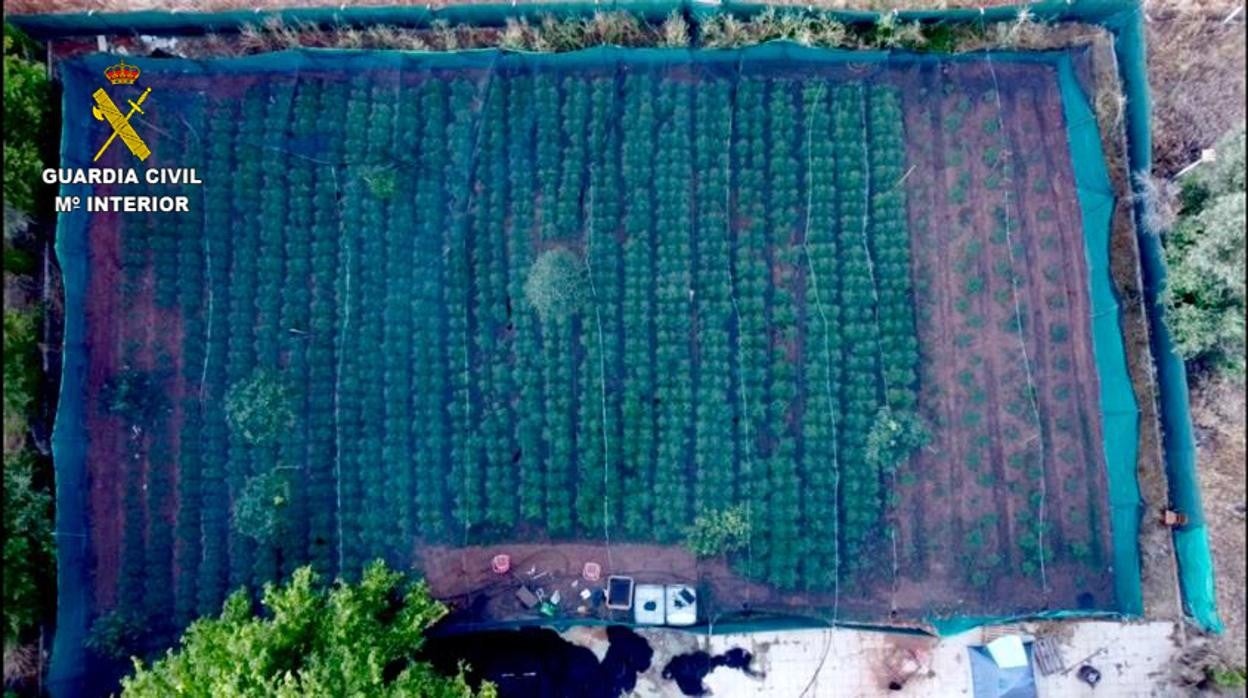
[82,208,125,611]
[898,60,1118,617]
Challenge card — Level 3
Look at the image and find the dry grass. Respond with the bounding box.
[5,0,1026,13]
[1190,375,1247,667]
[1144,0,1247,671]
[1147,14,1247,177]
[1133,171,1180,234]
[2,642,44,687]
[1071,27,1188,625]
[178,12,680,55]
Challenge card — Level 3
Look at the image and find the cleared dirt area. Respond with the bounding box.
[898,60,1118,617]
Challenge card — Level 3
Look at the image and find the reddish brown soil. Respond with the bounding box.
[894,61,1116,616]
[422,543,928,628]
[82,203,190,617]
[83,205,123,611]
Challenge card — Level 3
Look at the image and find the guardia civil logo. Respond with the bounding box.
[91,60,152,162]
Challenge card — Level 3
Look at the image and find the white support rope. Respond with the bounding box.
[459,321,472,550]
[331,165,349,577]
[200,195,214,405]
[726,64,755,609]
[985,53,1049,594]
[857,85,890,400]
[584,164,614,570]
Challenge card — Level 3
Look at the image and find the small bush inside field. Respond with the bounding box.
[86,610,147,660]
[865,407,931,473]
[524,247,587,324]
[232,469,292,545]
[225,369,297,445]
[685,505,751,558]
[362,166,397,200]
[103,368,167,425]
[1165,128,1246,379]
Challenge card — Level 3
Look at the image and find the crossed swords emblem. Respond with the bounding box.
[92,86,152,162]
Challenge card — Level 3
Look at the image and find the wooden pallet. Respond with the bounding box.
[1032,636,1066,676]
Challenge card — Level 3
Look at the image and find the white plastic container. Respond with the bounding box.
[633,584,666,625]
[665,585,698,626]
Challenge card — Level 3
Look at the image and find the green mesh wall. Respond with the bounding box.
[15,6,1220,653]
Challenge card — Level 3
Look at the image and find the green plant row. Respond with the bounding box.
[104,69,935,625]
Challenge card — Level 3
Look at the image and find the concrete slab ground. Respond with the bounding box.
[589,620,1190,697]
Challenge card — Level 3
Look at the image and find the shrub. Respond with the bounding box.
[865,407,931,473]
[3,449,52,643]
[224,369,297,445]
[5,205,37,273]
[659,10,690,48]
[104,368,167,425]
[684,505,751,558]
[1164,128,1246,379]
[523,247,587,324]
[1209,666,1247,689]
[120,562,493,697]
[232,469,292,546]
[3,25,50,214]
[86,610,148,660]
[872,11,926,49]
[3,310,38,438]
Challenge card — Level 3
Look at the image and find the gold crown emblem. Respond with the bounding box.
[104,60,140,85]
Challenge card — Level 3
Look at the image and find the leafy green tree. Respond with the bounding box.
[1164,128,1246,379]
[684,505,751,558]
[225,369,297,446]
[523,247,586,324]
[122,561,495,697]
[3,24,50,214]
[3,309,52,645]
[3,449,53,643]
[3,309,38,438]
